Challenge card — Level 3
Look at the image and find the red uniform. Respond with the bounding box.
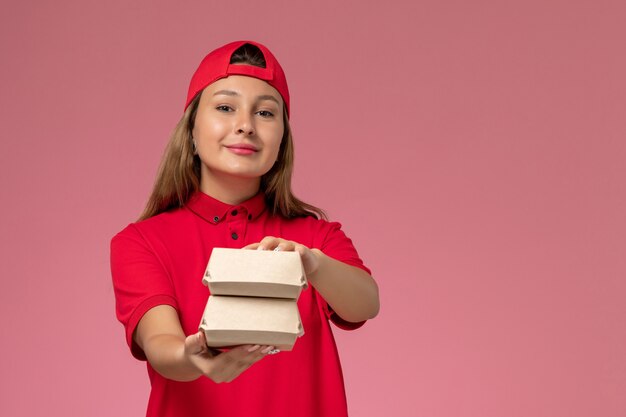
[110,190,371,417]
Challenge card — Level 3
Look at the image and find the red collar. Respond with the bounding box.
[185,190,267,224]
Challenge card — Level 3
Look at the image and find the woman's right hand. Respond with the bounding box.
[135,305,275,383]
[184,331,274,383]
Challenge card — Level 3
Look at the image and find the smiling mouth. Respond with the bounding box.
[225,145,258,155]
[225,143,258,151]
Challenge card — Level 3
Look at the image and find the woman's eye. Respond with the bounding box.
[258,110,274,118]
[216,105,233,112]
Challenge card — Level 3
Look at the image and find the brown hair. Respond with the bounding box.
[138,44,326,221]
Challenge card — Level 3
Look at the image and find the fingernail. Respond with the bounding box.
[248,345,261,352]
[273,247,281,251]
[257,246,264,251]
[261,346,275,354]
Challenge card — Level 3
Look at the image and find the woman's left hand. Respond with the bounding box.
[245,236,380,322]
[243,237,322,276]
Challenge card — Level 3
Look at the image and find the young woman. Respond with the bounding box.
[110,40,379,417]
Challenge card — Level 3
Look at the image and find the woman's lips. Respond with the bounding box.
[226,145,258,155]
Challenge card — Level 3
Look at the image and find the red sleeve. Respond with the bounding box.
[316,221,372,331]
[110,224,179,360]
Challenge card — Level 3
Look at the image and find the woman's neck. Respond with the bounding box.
[200,171,261,205]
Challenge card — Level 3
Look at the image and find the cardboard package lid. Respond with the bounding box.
[199,295,304,351]
[202,248,307,299]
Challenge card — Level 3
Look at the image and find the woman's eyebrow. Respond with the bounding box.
[213,89,238,97]
[213,90,280,105]
[256,95,280,105]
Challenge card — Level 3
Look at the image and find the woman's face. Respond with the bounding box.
[192,75,284,187]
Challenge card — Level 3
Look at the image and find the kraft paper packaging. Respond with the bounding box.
[199,295,304,350]
[203,248,307,298]
[199,248,307,350]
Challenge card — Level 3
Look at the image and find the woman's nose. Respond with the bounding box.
[235,114,255,136]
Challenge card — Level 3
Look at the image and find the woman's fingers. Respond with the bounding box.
[245,237,310,253]
[272,241,293,252]
[255,236,279,250]
[223,345,268,382]
[185,338,277,383]
[211,345,275,383]
[256,237,299,252]
[243,237,320,274]
[185,332,210,356]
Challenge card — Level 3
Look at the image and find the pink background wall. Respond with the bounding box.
[1,1,625,416]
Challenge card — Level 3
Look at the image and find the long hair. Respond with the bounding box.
[138,44,326,221]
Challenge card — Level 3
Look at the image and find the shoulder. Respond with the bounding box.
[110,207,193,248]
[274,215,354,251]
[278,213,372,276]
[278,214,342,238]
[280,213,343,231]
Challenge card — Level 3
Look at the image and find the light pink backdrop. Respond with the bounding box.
[1,1,625,416]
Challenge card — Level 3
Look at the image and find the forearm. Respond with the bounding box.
[141,333,202,382]
[308,249,380,323]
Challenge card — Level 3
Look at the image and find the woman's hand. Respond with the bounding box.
[243,237,379,323]
[136,305,277,383]
[243,236,322,276]
[184,331,275,383]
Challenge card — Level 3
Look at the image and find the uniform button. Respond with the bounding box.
[213,216,219,222]
[231,232,238,240]
[231,210,238,216]
[248,214,252,220]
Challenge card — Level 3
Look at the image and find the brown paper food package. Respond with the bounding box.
[203,248,307,299]
[199,295,304,351]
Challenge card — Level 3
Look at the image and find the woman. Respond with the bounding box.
[111,40,379,417]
